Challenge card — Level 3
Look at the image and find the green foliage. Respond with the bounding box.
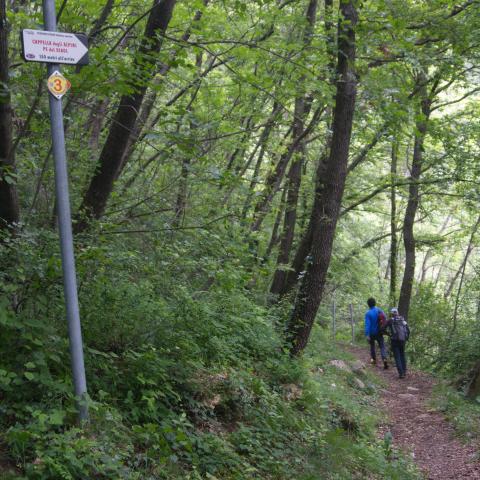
[430,383,480,442]
[0,228,421,478]
[407,284,452,370]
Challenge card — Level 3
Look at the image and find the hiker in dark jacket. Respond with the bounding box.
[364,297,388,369]
[387,308,410,379]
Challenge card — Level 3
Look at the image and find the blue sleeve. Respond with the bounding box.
[365,312,370,336]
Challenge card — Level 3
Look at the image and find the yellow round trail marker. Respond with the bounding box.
[47,70,71,99]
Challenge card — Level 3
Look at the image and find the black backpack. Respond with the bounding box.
[390,315,409,342]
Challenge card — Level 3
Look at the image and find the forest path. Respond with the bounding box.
[348,344,480,479]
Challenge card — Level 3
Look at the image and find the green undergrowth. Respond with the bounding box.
[430,383,480,448]
[0,231,421,479]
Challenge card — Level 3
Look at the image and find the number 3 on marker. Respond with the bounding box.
[47,70,71,99]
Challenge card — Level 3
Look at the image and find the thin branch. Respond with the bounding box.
[431,87,480,111]
[341,177,454,216]
[102,213,235,234]
[347,123,388,173]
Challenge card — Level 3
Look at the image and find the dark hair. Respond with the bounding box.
[367,297,376,308]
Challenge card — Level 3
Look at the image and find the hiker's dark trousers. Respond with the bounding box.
[369,334,387,361]
[391,340,407,376]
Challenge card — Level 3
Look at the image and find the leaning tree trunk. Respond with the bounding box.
[240,101,282,218]
[286,0,358,356]
[75,0,177,233]
[270,134,306,293]
[270,0,337,300]
[0,0,19,232]
[270,0,318,295]
[249,108,315,233]
[117,3,208,180]
[264,186,287,262]
[398,76,431,322]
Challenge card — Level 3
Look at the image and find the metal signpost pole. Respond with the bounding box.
[43,0,88,422]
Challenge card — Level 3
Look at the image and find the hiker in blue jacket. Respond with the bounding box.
[365,297,388,369]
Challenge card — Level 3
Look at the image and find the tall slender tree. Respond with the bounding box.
[286,0,358,355]
[0,0,19,232]
[270,0,318,295]
[389,140,399,305]
[75,0,177,233]
[398,74,431,321]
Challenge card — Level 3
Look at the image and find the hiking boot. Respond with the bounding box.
[399,373,405,379]
[383,360,389,370]
[370,358,376,366]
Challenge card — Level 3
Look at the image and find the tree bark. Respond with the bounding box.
[398,76,431,321]
[264,186,287,262]
[75,0,177,233]
[249,103,321,233]
[450,214,480,333]
[89,0,116,40]
[270,0,318,296]
[270,0,337,300]
[466,360,480,399]
[86,98,109,151]
[270,132,305,294]
[172,52,204,227]
[0,0,19,231]
[241,102,282,219]
[286,0,358,356]
[389,141,398,305]
[419,215,449,284]
[225,115,255,173]
[444,216,480,298]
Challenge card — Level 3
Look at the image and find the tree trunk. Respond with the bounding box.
[419,215,449,284]
[241,102,281,218]
[270,105,306,294]
[389,141,398,305]
[451,214,480,333]
[270,0,336,300]
[75,0,177,233]
[286,0,358,356]
[249,103,321,233]
[111,4,209,184]
[225,115,255,173]
[172,52,204,227]
[444,217,479,298]
[86,98,109,151]
[466,361,480,399]
[0,0,19,232]
[270,0,318,295]
[398,76,431,321]
[264,186,287,262]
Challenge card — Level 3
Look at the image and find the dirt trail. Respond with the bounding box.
[349,344,480,479]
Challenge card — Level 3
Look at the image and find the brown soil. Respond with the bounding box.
[349,344,480,479]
